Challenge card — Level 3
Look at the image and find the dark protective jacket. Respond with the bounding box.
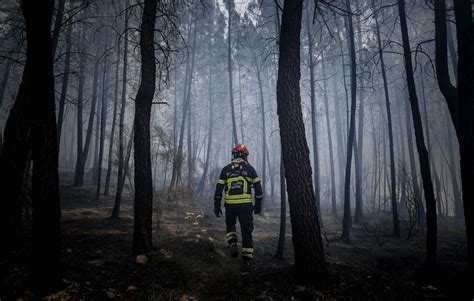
[214,158,263,205]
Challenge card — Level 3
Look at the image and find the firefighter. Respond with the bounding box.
[213,144,263,267]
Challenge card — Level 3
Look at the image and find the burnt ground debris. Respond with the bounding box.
[1,184,471,300]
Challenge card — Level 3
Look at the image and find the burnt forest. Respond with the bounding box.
[0,0,473,300]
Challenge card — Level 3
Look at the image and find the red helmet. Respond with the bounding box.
[232,143,249,156]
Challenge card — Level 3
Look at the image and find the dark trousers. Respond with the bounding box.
[224,203,254,250]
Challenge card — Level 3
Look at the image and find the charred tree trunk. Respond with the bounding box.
[0,0,61,288]
[167,18,196,203]
[453,0,474,275]
[398,0,438,267]
[341,0,357,241]
[276,0,328,287]
[322,58,337,216]
[112,12,129,217]
[74,24,87,186]
[226,2,238,144]
[374,9,400,237]
[197,62,213,196]
[353,8,365,224]
[132,0,157,255]
[104,39,121,196]
[252,49,267,210]
[96,39,109,199]
[29,0,61,286]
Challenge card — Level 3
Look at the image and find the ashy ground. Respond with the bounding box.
[1,185,472,300]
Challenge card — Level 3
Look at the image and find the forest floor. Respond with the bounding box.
[2,184,472,300]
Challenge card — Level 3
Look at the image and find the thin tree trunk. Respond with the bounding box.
[341,0,357,241]
[73,24,86,186]
[104,39,121,196]
[79,42,100,183]
[167,18,197,202]
[353,7,365,224]
[374,9,400,236]
[226,2,238,144]
[197,62,213,196]
[320,58,337,216]
[252,50,267,210]
[96,37,109,199]
[398,0,438,267]
[238,63,244,143]
[333,77,345,205]
[113,11,129,216]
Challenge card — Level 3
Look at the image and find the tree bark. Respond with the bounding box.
[73,23,87,186]
[398,0,438,267]
[104,39,121,196]
[341,0,357,241]
[132,0,157,255]
[374,9,400,237]
[96,36,109,199]
[113,11,129,216]
[197,61,213,196]
[274,158,286,259]
[321,57,337,216]
[276,0,328,287]
[453,0,474,276]
[434,0,458,133]
[167,18,197,203]
[0,0,61,288]
[226,2,238,144]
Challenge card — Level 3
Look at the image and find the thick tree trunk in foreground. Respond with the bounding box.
[341,0,357,241]
[0,0,61,288]
[276,0,328,287]
[132,0,157,255]
[398,0,437,267]
[453,0,474,276]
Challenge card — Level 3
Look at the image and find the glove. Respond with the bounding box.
[253,198,262,215]
[214,200,223,218]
